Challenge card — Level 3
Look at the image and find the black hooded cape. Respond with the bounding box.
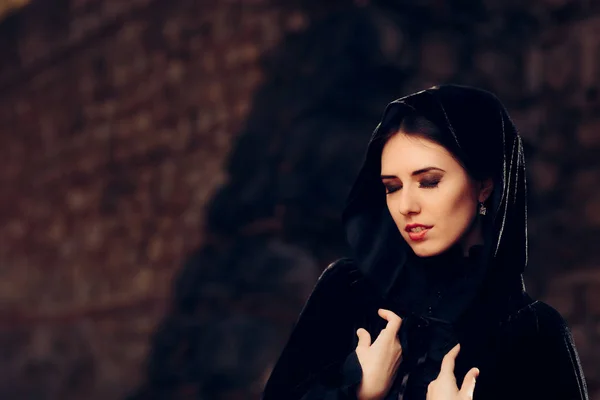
[261,85,588,400]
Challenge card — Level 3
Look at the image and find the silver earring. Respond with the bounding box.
[479,202,487,216]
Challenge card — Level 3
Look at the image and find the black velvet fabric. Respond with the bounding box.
[261,85,589,400]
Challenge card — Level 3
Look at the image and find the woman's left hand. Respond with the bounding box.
[426,344,480,400]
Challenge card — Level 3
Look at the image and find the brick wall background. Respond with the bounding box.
[0,0,599,399]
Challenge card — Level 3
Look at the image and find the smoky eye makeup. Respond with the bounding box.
[419,175,442,188]
[381,178,400,194]
[384,184,401,194]
[381,172,443,193]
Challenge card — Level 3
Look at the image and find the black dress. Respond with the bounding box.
[261,85,589,400]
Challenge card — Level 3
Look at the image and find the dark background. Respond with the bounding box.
[0,0,599,399]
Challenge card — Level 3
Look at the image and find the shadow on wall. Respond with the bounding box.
[127,3,537,399]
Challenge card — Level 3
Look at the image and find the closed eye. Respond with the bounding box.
[384,178,440,194]
[385,185,401,194]
[419,178,440,188]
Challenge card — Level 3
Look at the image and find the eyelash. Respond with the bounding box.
[385,179,441,194]
[420,179,440,188]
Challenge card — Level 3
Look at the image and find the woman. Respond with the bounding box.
[261,85,589,400]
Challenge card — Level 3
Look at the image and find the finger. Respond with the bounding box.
[459,368,480,399]
[439,344,461,376]
[356,328,371,348]
[377,309,403,335]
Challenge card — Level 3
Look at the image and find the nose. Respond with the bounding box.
[396,189,420,216]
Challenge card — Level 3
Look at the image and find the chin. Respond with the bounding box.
[409,242,450,258]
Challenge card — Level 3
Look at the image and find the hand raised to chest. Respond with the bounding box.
[426,344,479,400]
[355,309,403,400]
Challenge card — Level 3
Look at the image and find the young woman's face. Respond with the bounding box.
[381,133,490,257]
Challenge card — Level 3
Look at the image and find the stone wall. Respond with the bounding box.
[0,0,312,398]
[0,0,599,399]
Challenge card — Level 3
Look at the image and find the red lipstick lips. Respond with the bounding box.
[405,223,433,241]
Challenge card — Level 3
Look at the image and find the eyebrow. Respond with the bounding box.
[380,167,446,179]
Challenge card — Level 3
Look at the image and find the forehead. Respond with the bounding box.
[380,134,456,173]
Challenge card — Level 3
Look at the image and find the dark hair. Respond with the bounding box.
[380,112,487,182]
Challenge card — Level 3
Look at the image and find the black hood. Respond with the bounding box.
[342,84,528,319]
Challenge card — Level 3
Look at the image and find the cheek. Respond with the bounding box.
[438,187,477,236]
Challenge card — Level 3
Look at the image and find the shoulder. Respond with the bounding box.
[314,257,362,289]
[496,296,571,340]
[301,258,365,310]
[530,300,573,336]
[518,304,588,397]
[504,299,573,341]
[495,300,580,374]
[487,302,589,400]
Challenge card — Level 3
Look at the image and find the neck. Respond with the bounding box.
[460,215,484,256]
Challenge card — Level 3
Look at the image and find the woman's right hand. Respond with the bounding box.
[355,309,403,400]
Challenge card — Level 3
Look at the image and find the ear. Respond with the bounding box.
[478,178,494,203]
